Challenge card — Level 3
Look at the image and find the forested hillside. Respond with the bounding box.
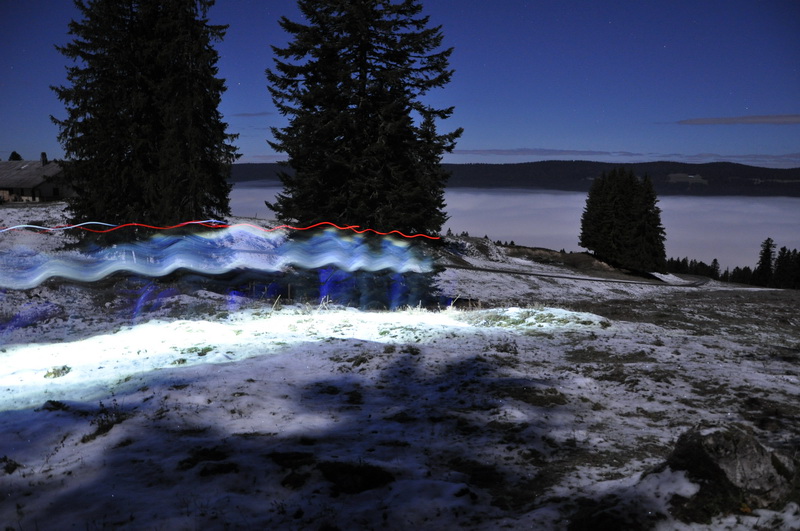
[230,161,800,196]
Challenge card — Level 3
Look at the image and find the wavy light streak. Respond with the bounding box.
[0,226,433,290]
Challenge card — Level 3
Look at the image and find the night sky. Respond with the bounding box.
[1,0,799,167]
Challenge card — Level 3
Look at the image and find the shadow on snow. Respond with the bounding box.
[1,336,673,529]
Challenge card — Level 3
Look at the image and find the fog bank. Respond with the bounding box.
[230,184,800,271]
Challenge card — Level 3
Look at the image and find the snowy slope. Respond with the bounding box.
[1,203,799,530]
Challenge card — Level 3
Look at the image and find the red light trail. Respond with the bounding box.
[0,220,440,240]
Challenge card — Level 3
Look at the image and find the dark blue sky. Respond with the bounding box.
[2,0,799,167]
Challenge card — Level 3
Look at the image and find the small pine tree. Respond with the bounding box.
[730,265,754,285]
[771,245,800,289]
[579,168,666,272]
[8,151,22,161]
[793,249,800,289]
[710,259,720,280]
[773,246,792,288]
[752,237,775,287]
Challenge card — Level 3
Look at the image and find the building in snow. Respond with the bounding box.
[0,153,71,202]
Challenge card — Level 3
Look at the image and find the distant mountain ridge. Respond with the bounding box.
[230,161,800,197]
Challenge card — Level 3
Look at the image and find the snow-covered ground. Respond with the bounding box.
[1,202,799,530]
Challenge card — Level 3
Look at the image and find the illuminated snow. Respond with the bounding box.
[0,306,588,411]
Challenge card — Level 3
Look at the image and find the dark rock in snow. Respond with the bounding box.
[664,423,798,523]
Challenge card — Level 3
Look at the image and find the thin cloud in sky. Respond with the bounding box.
[677,114,800,125]
[231,111,272,118]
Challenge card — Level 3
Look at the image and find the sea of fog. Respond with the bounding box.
[230,181,800,271]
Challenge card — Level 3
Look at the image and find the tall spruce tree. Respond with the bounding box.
[579,167,667,272]
[52,0,238,238]
[266,0,462,236]
[752,237,776,287]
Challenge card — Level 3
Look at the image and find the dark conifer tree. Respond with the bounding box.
[770,245,800,289]
[793,249,800,290]
[8,151,23,161]
[579,168,666,272]
[752,237,775,287]
[710,259,721,280]
[633,175,667,272]
[52,0,238,238]
[612,169,645,268]
[773,246,792,288]
[579,173,614,257]
[266,0,462,236]
[730,265,753,285]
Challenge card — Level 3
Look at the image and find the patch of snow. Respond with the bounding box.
[651,272,696,285]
